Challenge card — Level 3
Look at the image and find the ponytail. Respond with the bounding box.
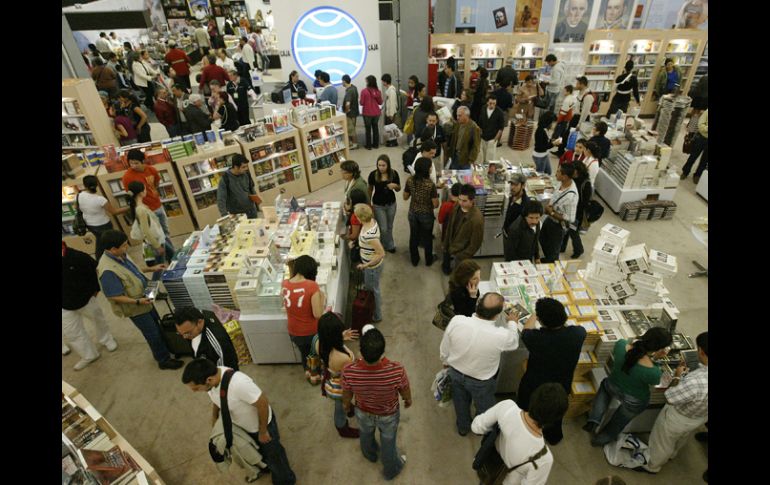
[622,327,672,374]
[126,181,145,224]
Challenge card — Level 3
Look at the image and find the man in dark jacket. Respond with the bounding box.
[62,242,118,371]
[495,58,518,92]
[217,154,259,219]
[589,121,611,161]
[226,69,254,126]
[183,94,212,137]
[478,94,506,162]
[504,200,543,263]
[174,306,240,370]
[438,61,463,99]
[442,184,485,274]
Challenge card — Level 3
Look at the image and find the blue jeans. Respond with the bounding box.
[149,238,176,281]
[247,414,296,485]
[355,408,404,480]
[363,264,384,321]
[129,310,171,363]
[448,367,497,435]
[407,212,434,265]
[154,206,170,237]
[333,398,347,428]
[373,203,397,251]
[587,378,649,445]
[166,123,182,138]
[532,154,552,174]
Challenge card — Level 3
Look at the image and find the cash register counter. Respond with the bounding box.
[238,239,350,364]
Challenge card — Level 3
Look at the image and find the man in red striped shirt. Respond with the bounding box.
[342,328,411,481]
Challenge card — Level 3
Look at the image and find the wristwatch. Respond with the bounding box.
[135,299,140,305]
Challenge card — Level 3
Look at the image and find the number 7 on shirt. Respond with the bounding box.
[283,288,305,308]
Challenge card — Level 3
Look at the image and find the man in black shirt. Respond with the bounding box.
[62,242,118,371]
[513,297,586,445]
[589,121,611,162]
[492,82,514,147]
[495,58,517,93]
[503,174,530,233]
[503,199,543,263]
[174,307,240,370]
[478,94,506,162]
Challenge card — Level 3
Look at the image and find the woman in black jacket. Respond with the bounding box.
[214,91,240,132]
[504,200,543,263]
[470,67,490,123]
[448,259,481,317]
[532,111,560,175]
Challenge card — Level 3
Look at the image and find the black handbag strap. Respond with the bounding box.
[75,192,83,215]
[508,444,549,472]
[219,369,236,450]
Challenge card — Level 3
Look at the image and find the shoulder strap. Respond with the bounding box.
[219,369,236,450]
[508,444,549,472]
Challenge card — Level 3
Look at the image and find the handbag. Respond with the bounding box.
[72,193,89,237]
[403,112,415,135]
[682,132,695,154]
[533,90,549,109]
[208,369,236,463]
[432,293,455,330]
[323,371,344,400]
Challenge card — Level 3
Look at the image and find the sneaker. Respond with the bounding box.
[62,345,71,356]
[158,358,184,370]
[104,338,118,352]
[400,454,407,464]
[693,175,701,184]
[74,354,100,371]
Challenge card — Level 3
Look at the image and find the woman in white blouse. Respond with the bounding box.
[132,49,160,111]
[471,383,568,485]
[582,140,601,187]
[215,48,236,72]
[539,164,578,263]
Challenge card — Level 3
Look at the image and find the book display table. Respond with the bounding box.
[62,381,165,485]
[695,169,708,201]
[594,168,676,214]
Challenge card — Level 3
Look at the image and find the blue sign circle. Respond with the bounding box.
[291,7,367,86]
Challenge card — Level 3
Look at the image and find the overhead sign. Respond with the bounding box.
[291,7,367,86]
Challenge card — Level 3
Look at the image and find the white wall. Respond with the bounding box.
[380,21,398,84]
[270,0,382,90]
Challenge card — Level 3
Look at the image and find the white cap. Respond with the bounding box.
[361,324,376,335]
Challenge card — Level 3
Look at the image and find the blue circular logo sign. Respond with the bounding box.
[291,7,367,86]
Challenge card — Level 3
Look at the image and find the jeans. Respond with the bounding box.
[259,53,271,73]
[407,212,434,265]
[333,398,347,428]
[561,227,584,256]
[247,414,297,485]
[480,139,497,162]
[447,367,497,435]
[364,115,380,148]
[165,123,182,138]
[129,310,171,363]
[87,221,115,262]
[140,84,155,111]
[681,133,708,177]
[346,115,358,146]
[289,334,314,370]
[62,297,115,361]
[539,218,565,263]
[355,408,404,480]
[587,378,649,445]
[532,154,552,175]
[546,91,559,114]
[363,263,384,321]
[154,206,171,237]
[150,238,176,280]
[373,203,397,251]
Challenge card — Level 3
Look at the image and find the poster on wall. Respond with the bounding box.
[676,0,707,29]
[553,0,593,43]
[188,0,210,21]
[493,7,509,28]
[514,0,542,32]
[593,0,633,29]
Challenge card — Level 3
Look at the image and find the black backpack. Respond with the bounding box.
[402,142,421,172]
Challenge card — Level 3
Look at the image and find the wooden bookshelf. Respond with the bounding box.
[62,79,118,155]
[97,162,194,242]
[659,30,707,109]
[583,30,630,115]
[292,114,350,192]
[236,128,310,204]
[621,32,668,116]
[171,143,244,229]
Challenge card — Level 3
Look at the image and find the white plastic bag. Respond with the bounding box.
[436,105,453,126]
[431,368,453,408]
[383,123,402,142]
[603,433,650,469]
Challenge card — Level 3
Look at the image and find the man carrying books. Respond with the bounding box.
[217,154,260,219]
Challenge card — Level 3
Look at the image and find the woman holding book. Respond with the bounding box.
[127,181,175,278]
[367,155,401,253]
[584,327,672,446]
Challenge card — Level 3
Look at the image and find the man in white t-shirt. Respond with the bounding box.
[183,358,297,484]
[408,139,439,184]
[471,383,568,485]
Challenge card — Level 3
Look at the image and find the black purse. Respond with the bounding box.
[72,193,89,237]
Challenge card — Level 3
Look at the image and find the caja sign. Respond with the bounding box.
[291,6,367,86]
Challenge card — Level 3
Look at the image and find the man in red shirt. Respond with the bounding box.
[153,87,179,137]
[164,40,191,90]
[199,54,229,97]
[342,328,411,481]
[121,149,169,237]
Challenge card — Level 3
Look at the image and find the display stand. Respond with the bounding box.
[98,162,194,239]
[62,381,166,484]
[172,143,243,229]
[292,114,350,192]
[430,33,549,93]
[594,168,676,214]
[695,169,708,201]
[692,41,708,85]
[62,165,114,255]
[236,128,309,203]
[62,79,119,154]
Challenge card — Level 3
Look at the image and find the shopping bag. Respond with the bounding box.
[603,433,650,469]
[436,105,453,126]
[403,112,415,135]
[383,123,402,142]
[430,368,453,407]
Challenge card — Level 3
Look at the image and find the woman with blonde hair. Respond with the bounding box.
[354,203,386,323]
[448,259,481,317]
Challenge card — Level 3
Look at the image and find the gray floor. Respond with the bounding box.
[64,122,708,484]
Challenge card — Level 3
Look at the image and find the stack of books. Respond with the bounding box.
[161,259,195,309]
[627,271,664,305]
[594,328,621,364]
[600,223,631,246]
[565,378,597,418]
[607,280,636,301]
[183,266,215,310]
[596,308,621,329]
[648,249,678,277]
[618,243,649,274]
[575,350,600,378]
[234,278,260,315]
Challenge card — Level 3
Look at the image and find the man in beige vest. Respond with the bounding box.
[97,230,183,370]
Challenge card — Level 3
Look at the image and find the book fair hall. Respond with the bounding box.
[61,0,708,483]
